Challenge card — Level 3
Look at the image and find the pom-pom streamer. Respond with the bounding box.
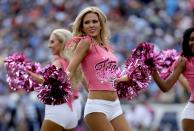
[155,49,179,79]
[36,65,72,105]
[4,53,41,92]
[116,59,151,100]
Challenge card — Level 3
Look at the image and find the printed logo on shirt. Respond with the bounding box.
[95,58,119,82]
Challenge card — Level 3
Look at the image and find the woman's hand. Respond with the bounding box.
[28,70,44,84]
[113,75,129,88]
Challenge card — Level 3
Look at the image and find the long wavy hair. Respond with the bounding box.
[182,27,194,58]
[50,29,83,87]
[72,6,110,45]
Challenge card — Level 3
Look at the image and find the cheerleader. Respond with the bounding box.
[152,27,194,131]
[29,29,82,131]
[66,7,131,131]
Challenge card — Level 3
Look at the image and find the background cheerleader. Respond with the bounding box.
[29,29,82,131]
[152,27,194,131]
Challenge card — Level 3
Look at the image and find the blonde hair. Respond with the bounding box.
[72,6,110,45]
[50,29,83,87]
[50,29,72,60]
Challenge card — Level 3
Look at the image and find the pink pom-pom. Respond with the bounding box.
[36,65,72,105]
[116,59,151,100]
[115,43,179,100]
[116,42,154,100]
[116,81,137,100]
[4,53,41,92]
[155,49,179,79]
[126,42,159,73]
[129,42,154,61]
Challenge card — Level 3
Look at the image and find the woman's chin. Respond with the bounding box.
[88,33,98,37]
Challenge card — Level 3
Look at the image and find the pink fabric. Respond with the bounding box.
[57,57,68,71]
[182,57,194,101]
[66,35,92,48]
[80,37,118,91]
[72,88,78,97]
[189,0,194,10]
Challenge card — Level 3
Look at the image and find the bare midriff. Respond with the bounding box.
[88,90,118,101]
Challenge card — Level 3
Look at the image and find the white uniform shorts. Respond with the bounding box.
[72,98,82,121]
[181,102,194,120]
[84,99,123,121]
[44,98,82,129]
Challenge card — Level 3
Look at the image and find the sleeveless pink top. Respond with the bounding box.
[182,57,194,101]
[80,38,118,91]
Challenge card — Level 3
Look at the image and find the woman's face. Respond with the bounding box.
[48,34,62,55]
[82,12,101,38]
[189,32,194,53]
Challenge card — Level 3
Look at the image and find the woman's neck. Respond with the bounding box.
[92,37,103,45]
[52,55,60,61]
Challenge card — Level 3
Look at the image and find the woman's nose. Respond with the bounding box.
[89,22,94,27]
[48,44,52,48]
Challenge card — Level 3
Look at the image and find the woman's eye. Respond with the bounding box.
[84,21,89,24]
[50,40,54,44]
[190,36,194,41]
[93,20,98,23]
[190,39,194,41]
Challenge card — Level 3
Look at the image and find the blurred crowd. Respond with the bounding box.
[0,0,194,130]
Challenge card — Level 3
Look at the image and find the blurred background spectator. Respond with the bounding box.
[0,0,193,130]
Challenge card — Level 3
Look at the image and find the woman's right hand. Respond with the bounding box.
[113,75,129,88]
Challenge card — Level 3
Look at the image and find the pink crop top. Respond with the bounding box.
[182,57,194,101]
[80,39,119,91]
[56,57,68,71]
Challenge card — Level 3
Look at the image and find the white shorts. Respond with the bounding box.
[84,99,123,121]
[72,98,82,121]
[44,98,82,129]
[181,102,194,120]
